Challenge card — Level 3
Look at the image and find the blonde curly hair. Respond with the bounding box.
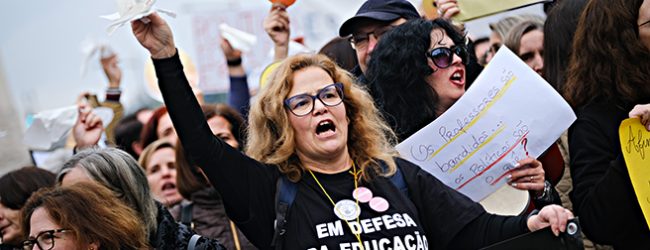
[246,53,398,182]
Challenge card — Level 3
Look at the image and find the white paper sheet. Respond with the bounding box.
[396,47,576,202]
[100,0,176,35]
[79,39,114,77]
[24,106,114,151]
[219,23,258,53]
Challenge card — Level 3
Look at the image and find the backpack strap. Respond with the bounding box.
[187,234,201,250]
[271,175,297,250]
[382,161,408,197]
[180,201,194,229]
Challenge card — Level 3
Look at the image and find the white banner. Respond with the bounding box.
[396,47,575,202]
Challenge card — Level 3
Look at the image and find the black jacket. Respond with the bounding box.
[568,100,650,248]
[152,202,226,250]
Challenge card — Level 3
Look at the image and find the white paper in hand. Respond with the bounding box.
[100,0,177,35]
[24,106,114,151]
[219,23,258,53]
[79,39,115,77]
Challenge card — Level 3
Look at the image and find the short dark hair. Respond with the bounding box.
[319,37,359,72]
[140,106,168,149]
[0,166,55,209]
[114,113,143,159]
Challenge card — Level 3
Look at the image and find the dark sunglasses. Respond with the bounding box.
[426,45,469,69]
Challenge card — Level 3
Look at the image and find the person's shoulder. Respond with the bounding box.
[393,157,422,174]
[576,99,627,118]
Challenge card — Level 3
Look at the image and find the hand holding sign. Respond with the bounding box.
[618,118,650,228]
[629,104,650,131]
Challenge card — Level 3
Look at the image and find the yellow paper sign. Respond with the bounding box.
[452,0,550,22]
[619,118,650,228]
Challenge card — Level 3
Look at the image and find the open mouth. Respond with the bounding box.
[450,69,465,86]
[162,182,176,191]
[316,119,336,136]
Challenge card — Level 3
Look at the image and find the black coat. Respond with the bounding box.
[152,202,226,250]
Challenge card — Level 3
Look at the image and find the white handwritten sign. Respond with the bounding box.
[396,47,576,202]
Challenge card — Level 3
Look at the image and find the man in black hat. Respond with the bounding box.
[339,0,421,83]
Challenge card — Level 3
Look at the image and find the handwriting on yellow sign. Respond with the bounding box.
[619,118,650,228]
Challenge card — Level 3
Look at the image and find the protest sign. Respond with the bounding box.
[452,0,551,21]
[396,47,575,202]
[619,118,650,227]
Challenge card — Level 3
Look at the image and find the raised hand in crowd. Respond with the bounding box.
[100,52,122,88]
[220,38,245,77]
[629,104,650,131]
[263,4,290,61]
[435,0,460,19]
[131,13,176,59]
[73,98,104,149]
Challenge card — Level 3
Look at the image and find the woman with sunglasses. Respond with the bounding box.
[367,18,560,210]
[21,182,148,250]
[130,13,573,249]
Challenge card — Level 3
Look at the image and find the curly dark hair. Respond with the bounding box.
[563,0,650,107]
[366,18,466,141]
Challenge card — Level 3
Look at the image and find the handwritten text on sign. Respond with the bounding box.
[396,47,576,202]
[619,118,650,228]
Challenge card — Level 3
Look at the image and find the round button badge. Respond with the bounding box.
[333,199,361,221]
[369,197,389,212]
[352,187,373,203]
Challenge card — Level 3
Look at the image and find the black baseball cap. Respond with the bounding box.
[339,0,420,37]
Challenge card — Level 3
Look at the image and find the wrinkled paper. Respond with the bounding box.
[100,0,176,35]
[24,106,114,151]
[219,23,258,53]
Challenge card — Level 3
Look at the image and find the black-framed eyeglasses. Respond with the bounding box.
[348,25,397,50]
[426,45,469,69]
[22,229,72,250]
[284,83,344,117]
[640,20,650,27]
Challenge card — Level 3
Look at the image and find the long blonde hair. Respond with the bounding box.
[246,53,398,182]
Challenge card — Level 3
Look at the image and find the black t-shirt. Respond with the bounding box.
[286,163,436,250]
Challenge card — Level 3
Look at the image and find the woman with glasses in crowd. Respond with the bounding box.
[58,148,225,249]
[0,167,55,250]
[366,18,560,211]
[130,13,573,249]
[562,0,650,247]
[21,182,148,250]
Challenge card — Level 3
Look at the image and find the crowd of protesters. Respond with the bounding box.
[1,0,649,249]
